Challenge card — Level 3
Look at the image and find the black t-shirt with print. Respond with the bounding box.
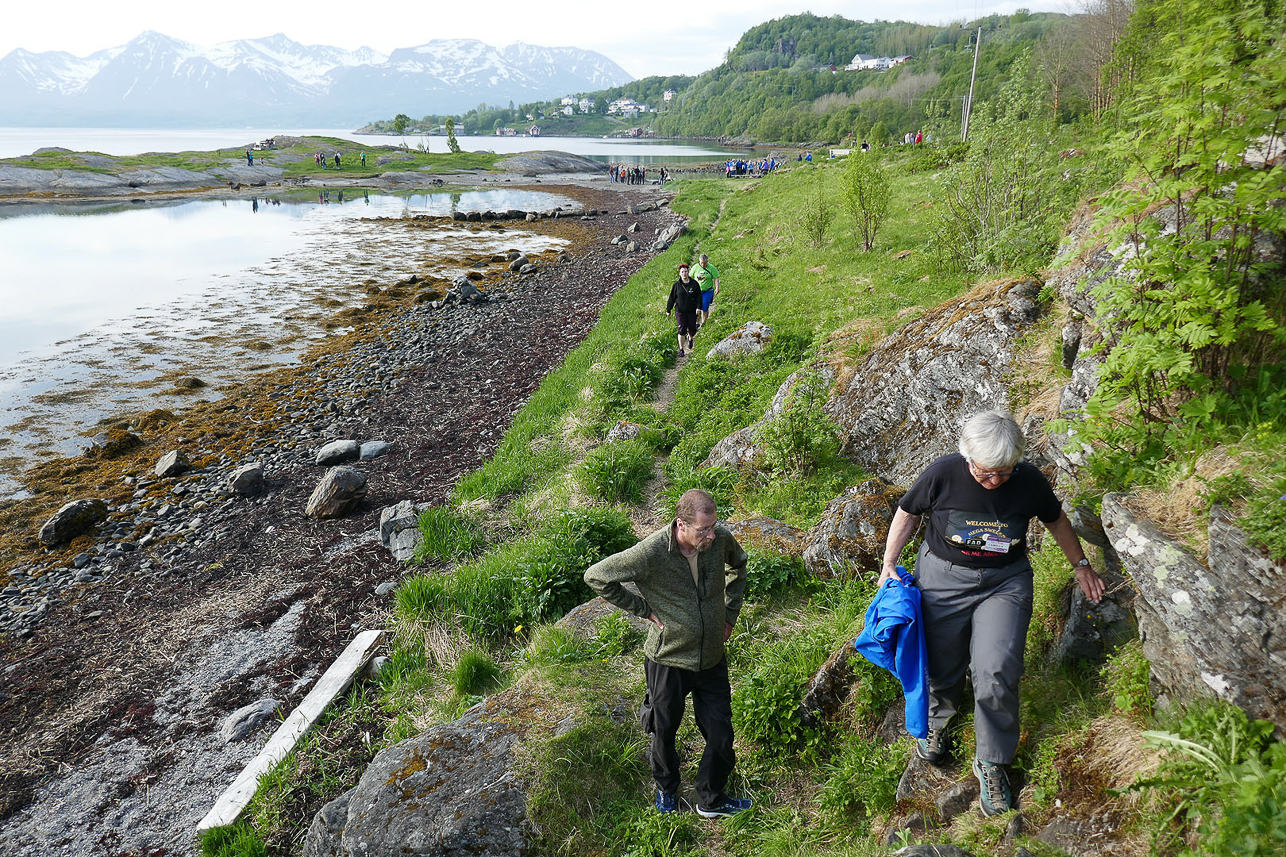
[898,453,1062,568]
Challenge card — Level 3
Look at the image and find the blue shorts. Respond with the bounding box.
[700,290,715,312]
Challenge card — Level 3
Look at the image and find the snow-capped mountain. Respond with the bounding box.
[0,32,633,127]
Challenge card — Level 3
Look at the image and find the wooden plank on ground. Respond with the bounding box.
[196,628,386,832]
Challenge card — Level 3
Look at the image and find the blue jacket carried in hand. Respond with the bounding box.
[853,567,929,739]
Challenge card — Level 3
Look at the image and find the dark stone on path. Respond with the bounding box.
[39,499,109,547]
[359,441,390,460]
[221,698,282,742]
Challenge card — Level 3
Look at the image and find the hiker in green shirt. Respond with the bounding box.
[691,254,720,328]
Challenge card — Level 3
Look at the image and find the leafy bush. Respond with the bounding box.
[841,151,891,251]
[1102,639,1152,720]
[796,165,832,247]
[818,735,908,829]
[754,370,841,476]
[1138,702,1286,857]
[414,506,484,563]
[580,439,655,503]
[926,53,1075,275]
[744,549,806,601]
[733,631,833,755]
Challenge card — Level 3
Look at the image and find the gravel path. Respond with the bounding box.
[0,181,681,856]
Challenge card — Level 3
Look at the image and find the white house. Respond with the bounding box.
[560,95,577,106]
[607,97,637,115]
[578,97,596,112]
[562,105,574,116]
[663,89,677,102]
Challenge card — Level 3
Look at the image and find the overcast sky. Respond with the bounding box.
[4,0,1074,79]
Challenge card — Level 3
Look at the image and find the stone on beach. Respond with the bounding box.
[39,499,109,547]
[228,462,265,496]
[154,449,190,478]
[305,467,368,519]
[315,440,360,466]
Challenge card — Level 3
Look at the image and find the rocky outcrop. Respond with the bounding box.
[725,516,808,556]
[1103,497,1286,734]
[302,690,548,857]
[495,151,608,174]
[802,478,904,579]
[826,278,1044,487]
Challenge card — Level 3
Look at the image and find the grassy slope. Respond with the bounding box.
[220,152,1192,857]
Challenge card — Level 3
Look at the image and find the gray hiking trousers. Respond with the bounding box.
[917,542,1034,764]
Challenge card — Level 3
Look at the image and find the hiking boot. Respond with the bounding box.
[973,758,1014,816]
[655,790,678,814]
[915,724,952,766]
[696,796,753,818]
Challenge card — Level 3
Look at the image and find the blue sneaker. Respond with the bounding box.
[696,796,752,818]
[655,790,677,814]
[973,758,1014,816]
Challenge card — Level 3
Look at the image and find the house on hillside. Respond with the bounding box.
[578,97,596,112]
[890,55,914,67]
[607,97,636,115]
[562,105,574,116]
[560,95,576,107]
[663,89,676,102]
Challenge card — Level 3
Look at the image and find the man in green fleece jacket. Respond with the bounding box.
[584,489,752,818]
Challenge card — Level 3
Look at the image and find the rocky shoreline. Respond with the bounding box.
[0,179,684,855]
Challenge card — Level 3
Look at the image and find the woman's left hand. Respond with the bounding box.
[1075,565,1105,604]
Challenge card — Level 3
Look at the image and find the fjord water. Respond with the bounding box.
[0,188,574,497]
[0,127,746,163]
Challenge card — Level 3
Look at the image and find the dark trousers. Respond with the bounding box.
[642,656,735,808]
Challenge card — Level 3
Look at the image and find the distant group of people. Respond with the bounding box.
[724,157,780,177]
[311,151,368,170]
[610,164,666,184]
[903,131,926,145]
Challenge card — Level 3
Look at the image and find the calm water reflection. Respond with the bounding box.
[0,189,573,493]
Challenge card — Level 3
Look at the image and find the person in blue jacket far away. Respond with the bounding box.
[878,411,1105,818]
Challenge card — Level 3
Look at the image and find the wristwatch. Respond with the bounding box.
[1072,558,1091,569]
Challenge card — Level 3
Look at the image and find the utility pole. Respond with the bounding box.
[962,26,982,142]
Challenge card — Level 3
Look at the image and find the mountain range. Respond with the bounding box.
[0,31,634,127]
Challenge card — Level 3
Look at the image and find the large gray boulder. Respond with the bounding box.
[154,449,190,478]
[227,461,265,496]
[706,321,773,360]
[38,499,109,547]
[1103,497,1286,734]
[725,516,808,556]
[379,500,428,562]
[315,440,360,466]
[825,277,1044,487]
[302,698,531,857]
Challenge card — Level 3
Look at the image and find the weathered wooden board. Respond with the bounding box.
[196,628,385,832]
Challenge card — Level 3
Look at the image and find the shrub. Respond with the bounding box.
[580,439,655,504]
[1138,701,1286,857]
[754,370,840,477]
[818,735,908,830]
[841,151,891,251]
[743,549,805,601]
[449,649,503,697]
[414,506,484,563]
[796,165,832,247]
[199,823,267,857]
[1102,639,1152,720]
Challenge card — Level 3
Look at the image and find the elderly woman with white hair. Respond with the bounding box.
[879,410,1104,817]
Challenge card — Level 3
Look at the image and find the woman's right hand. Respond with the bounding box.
[877,564,904,587]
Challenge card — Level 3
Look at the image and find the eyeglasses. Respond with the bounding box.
[681,520,716,536]
[968,460,1015,481]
